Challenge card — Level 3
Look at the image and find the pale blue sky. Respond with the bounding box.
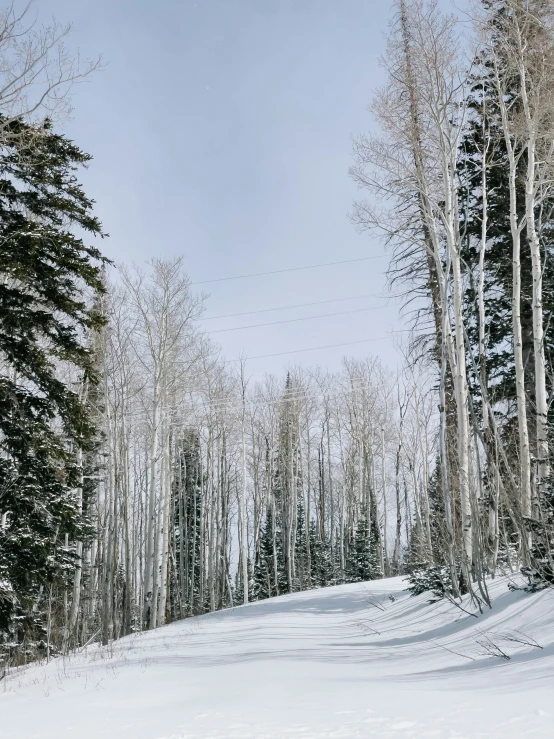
[40,0,411,378]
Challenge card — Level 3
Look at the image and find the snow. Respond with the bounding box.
[2,576,554,738]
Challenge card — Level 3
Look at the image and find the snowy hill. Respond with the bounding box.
[2,576,554,739]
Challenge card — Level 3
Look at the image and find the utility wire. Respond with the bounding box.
[171,330,410,366]
[200,293,387,321]
[114,380,394,418]
[111,380,375,413]
[207,306,388,334]
[105,333,412,418]
[190,256,384,285]
[228,333,408,360]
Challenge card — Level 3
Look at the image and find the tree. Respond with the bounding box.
[173,429,203,616]
[351,0,477,592]
[347,509,381,583]
[0,3,101,128]
[0,115,107,663]
[120,258,203,630]
[308,522,337,588]
[253,501,286,599]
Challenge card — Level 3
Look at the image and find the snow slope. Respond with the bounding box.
[2,576,554,738]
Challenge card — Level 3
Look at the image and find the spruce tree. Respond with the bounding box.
[172,429,204,616]
[293,496,310,591]
[254,375,304,601]
[0,116,107,662]
[457,0,554,580]
[458,14,538,419]
[309,522,337,588]
[253,502,287,600]
[346,509,381,583]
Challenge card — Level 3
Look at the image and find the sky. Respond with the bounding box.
[37,0,413,380]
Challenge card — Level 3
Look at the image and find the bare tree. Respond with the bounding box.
[351,0,476,586]
[0,1,101,129]
[120,258,204,629]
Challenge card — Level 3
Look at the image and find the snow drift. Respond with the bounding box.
[2,576,554,738]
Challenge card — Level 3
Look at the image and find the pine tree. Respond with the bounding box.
[457,8,539,420]
[404,460,447,573]
[253,502,287,600]
[234,556,254,604]
[457,0,554,580]
[172,429,203,616]
[254,375,305,601]
[308,522,337,588]
[293,496,310,591]
[346,509,381,583]
[0,116,107,664]
[273,373,300,594]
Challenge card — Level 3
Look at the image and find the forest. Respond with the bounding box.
[2,0,554,673]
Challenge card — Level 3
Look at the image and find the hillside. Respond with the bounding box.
[2,576,554,738]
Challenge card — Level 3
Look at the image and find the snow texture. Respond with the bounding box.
[2,576,554,738]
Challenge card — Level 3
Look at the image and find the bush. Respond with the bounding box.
[406,565,453,602]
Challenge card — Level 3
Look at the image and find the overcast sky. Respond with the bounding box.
[39,0,413,380]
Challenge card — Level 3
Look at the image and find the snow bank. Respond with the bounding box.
[2,576,553,738]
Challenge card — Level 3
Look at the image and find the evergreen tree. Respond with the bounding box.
[293,496,310,591]
[172,429,203,616]
[0,116,107,662]
[253,502,287,600]
[308,521,338,588]
[254,375,304,601]
[234,556,254,604]
[346,509,381,583]
[404,460,447,573]
[273,373,300,594]
[458,10,539,419]
[457,0,554,582]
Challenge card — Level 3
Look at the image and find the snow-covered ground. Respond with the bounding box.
[2,576,554,738]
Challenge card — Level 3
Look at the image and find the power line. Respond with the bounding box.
[103,332,411,418]
[227,334,407,361]
[111,379,393,418]
[200,293,385,321]
[171,330,410,366]
[190,256,384,285]
[207,306,388,334]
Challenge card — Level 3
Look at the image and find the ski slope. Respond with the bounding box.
[2,576,554,738]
